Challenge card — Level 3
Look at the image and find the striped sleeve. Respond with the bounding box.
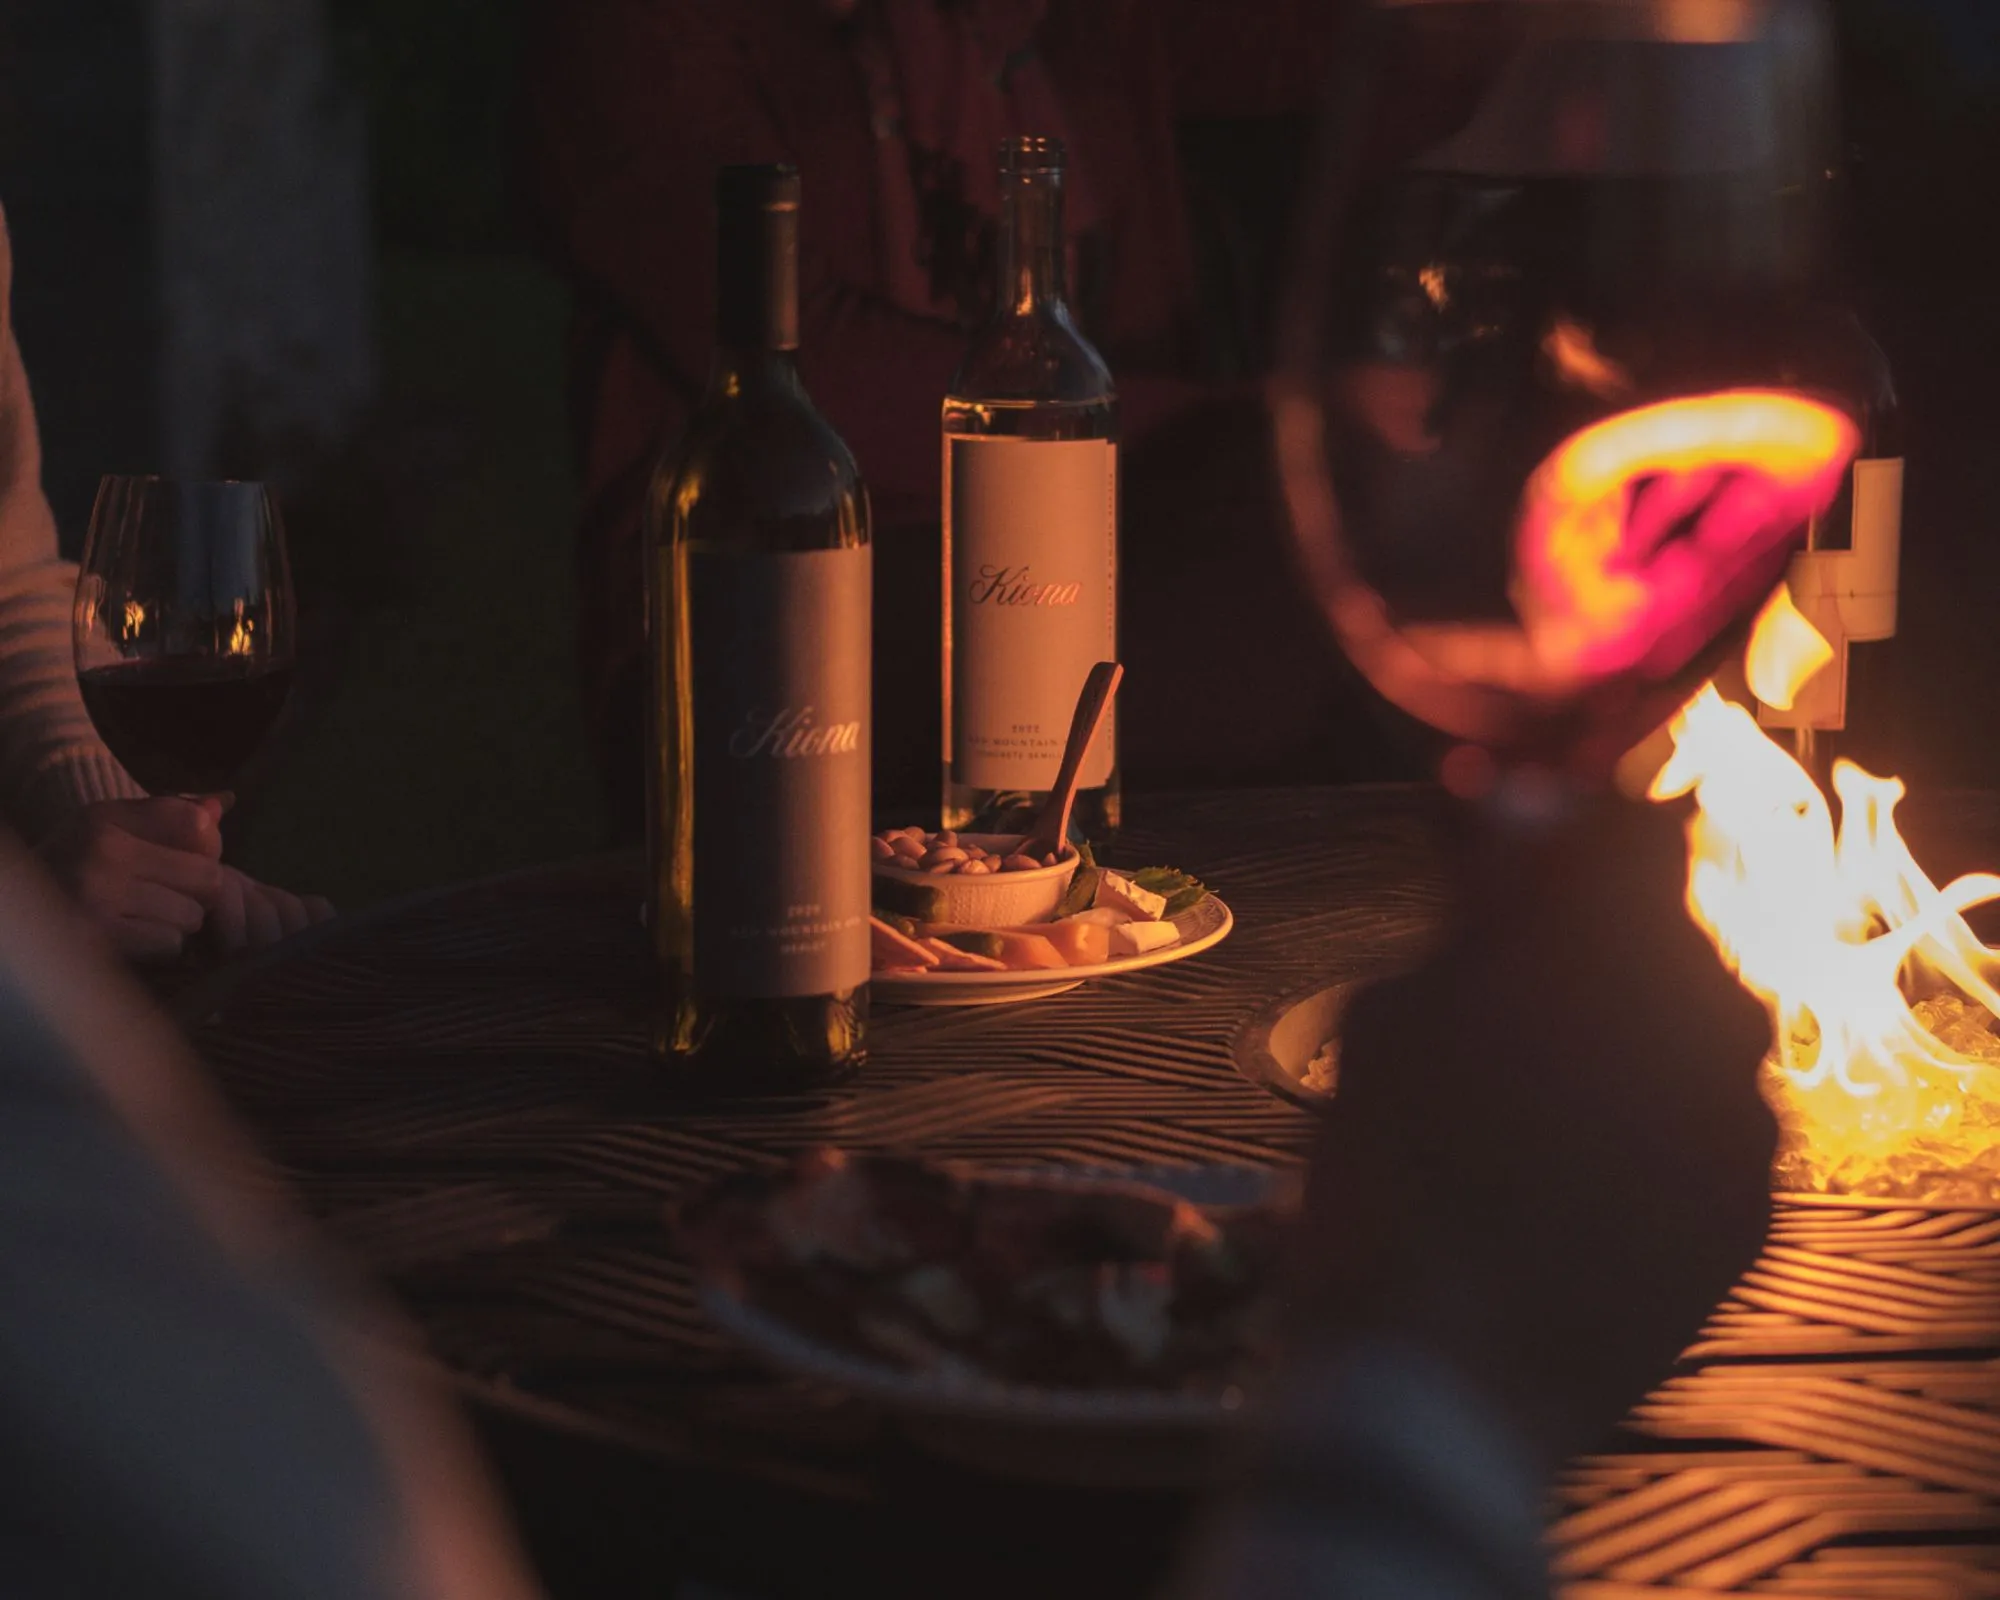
[0,214,141,842]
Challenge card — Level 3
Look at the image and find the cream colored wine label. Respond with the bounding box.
[947,436,1117,790]
[688,545,872,997]
[1759,457,1903,733]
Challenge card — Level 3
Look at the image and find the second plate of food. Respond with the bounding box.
[683,1151,1288,1486]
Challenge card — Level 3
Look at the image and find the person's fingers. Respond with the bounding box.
[264,884,313,939]
[97,797,225,859]
[94,825,225,898]
[111,917,186,964]
[241,882,284,949]
[302,895,337,925]
[120,879,207,934]
[207,869,249,955]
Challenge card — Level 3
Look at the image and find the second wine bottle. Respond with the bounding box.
[942,135,1120,837]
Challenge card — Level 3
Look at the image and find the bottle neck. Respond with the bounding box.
[997,169,1068,317]
[716,191,800,355]
[712,345,803,399]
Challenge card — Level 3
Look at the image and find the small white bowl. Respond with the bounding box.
[872,833,1078,928]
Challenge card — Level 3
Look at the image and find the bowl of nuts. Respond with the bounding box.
[870,828,1079,927]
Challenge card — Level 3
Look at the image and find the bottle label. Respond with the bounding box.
[688,545,872,997]
[947,436,1117,790]
[1758,457,1902,734]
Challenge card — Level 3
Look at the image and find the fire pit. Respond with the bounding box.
[1236,592,2000,1206]
[1647,595,2000,1205]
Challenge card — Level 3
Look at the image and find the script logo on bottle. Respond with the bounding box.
[729,706,863,760]
[967,564,1081,607]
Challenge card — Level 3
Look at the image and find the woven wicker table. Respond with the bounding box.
[176,786,2000,1599]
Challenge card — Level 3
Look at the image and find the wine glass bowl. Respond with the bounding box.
[73,476,297,797]
[1274,0,1863,775]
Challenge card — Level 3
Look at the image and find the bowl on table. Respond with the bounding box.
[870,831,1078,928]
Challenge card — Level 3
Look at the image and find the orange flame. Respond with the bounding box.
[1651,599,2000,1200]
[224,603,255,657]
[1542,317,1633,401]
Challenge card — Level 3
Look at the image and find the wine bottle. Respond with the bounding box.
[942,135,1119,837]
[645,164,871,1090]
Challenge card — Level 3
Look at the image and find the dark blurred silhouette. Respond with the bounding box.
[520,0,1421,833]
[0,826,542,1600]
[1178,798,1775,1597]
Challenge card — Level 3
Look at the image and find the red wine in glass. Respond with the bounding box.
[78,657,295,796]
[73,477,296,796]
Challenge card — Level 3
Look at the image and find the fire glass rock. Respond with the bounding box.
[1772,994,2000,1206]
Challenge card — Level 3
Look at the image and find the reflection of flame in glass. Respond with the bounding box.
[1542,317,1632,401]
[1418,263,1450,311]
[1652,601,2000,1201]
[225,605,255,657]
[1515,391,1858,681]
[1273,386,1860,749]
[121,600,146,641]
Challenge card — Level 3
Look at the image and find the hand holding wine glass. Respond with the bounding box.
[61,477,330,961]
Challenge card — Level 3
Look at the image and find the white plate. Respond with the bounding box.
[872,896,1235,1008]
[696,1163,1280,1487]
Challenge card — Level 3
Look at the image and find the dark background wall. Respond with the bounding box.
[0,0,594,907]
[0,0,155,540]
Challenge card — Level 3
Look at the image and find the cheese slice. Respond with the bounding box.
[871,916,939,970]
[1095,871,1168,922]
[1066,907,1132,928]
[1109,921,1180,958]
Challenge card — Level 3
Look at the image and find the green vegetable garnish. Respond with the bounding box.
[1131,865,1210,917]
[1055,839,1101,919]
[872,876,948,922]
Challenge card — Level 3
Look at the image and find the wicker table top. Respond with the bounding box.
[177,785,2000,1598]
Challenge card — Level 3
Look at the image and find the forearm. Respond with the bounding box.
[0,554,140,843]
[0,325,138,840]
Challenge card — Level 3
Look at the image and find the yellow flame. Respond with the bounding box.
[1744,586,1835,712]
[1418,263,1450,311]
[121,600,146,641]
[1653,601,2000,1199]
[222,600,254,656]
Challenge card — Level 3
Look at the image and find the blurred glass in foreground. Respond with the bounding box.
[1273,0,1874,784]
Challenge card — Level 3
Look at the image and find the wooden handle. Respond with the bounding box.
[1031,661,1123,855]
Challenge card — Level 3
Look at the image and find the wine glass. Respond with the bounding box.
[1273,0,1863,787]
[73,476,297,797]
